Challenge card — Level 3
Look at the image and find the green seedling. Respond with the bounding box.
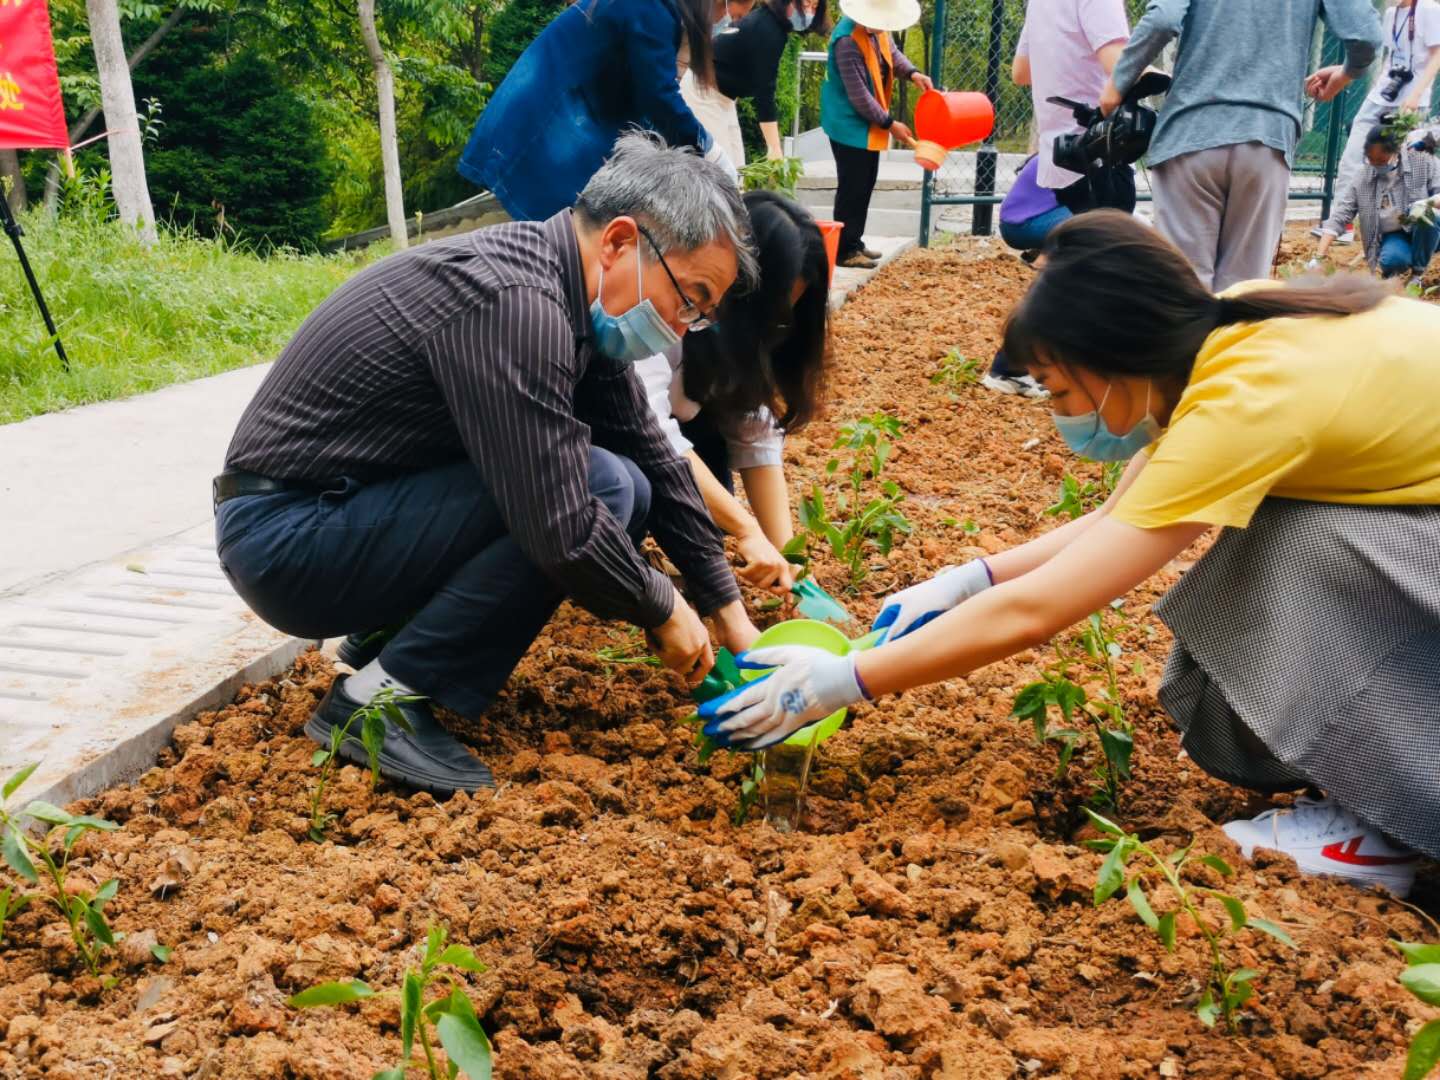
[1012,602,1135,808]
[0,762,126,980]
[1045,462,1124,522]
[1086,809,1297,1032]
[289,923,492,1079]
[309,687,421,841]
[1393,940,1440,1079]
[780,534,812,580]
[800,413,912,588]
[929,349,982,397]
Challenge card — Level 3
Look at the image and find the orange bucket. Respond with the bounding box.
[913,90,994,171]
[815,219,842,282]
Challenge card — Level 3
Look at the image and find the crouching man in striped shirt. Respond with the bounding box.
[213,133,762,796]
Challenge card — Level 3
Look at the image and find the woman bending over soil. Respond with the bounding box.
[702,211,1440,898]
[636,190,830,598]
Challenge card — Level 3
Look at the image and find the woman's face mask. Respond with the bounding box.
[1051,381,1160,461]
[790,5,810,30]
[589,242,681,364]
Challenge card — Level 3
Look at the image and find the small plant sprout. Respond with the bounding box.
[0,762,130,981]
[594,629,662,673]
[1393,940,1440,1079]
[929,349,982,397]
[1011,601,1134,808]
[800,413,913,588]
[289,923,492,1080]
[1085,809,1297,1032]
[1045,462,1124,521]
[308,687,422,842]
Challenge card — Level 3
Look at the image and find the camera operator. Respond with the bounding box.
[985,0,1131,398]
[1101,0,1381,291]
[1324,0,1440,244]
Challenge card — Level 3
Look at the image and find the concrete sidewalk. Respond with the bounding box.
[0,237,916,808]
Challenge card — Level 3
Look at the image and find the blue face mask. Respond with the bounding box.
[1052,382,1161,462]
[790,7,809,30]
[589,243,682,364]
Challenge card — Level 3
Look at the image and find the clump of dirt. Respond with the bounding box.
[0,245,1433,1080]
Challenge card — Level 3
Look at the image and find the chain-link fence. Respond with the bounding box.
[917,0,1379,244]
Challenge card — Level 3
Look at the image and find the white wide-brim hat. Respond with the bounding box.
[839,0,920,32]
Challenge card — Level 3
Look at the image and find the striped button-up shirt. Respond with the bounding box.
[225,210,739,627]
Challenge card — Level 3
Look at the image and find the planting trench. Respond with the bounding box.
[1,235,1436,1079]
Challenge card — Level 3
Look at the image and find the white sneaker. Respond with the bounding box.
[1222,796,1417,897]
[980,374,1050,400]
[1337,224,1356,245]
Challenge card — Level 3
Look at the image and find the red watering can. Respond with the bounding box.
[913,90,994,171]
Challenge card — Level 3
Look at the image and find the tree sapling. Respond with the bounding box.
[289,923,492,1079]
[1086,808,1297,1032]
[0,762,132,981]
[308,687,422,841]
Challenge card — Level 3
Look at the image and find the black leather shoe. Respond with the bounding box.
[335,629,390,669]
[305,677,494,795]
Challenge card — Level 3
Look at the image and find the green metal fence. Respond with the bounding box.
[917,0,1372,245]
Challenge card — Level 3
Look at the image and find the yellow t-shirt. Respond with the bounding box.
[1111,289,1440,530]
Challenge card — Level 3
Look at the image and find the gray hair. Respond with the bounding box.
[575,131,759,291]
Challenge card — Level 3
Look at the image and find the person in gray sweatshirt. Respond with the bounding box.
[1099,0,1381,291]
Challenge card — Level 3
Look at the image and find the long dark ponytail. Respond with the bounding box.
[1002,211,1392,387]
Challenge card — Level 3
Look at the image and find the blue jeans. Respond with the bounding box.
[215,448,651,717]
[1379,222,1440,277]
[999,205,1072,252]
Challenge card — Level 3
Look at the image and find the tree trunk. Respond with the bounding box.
[0,150,25,213]
[85,0,157,245]
[44,3,186,215]
[358,0,408,249]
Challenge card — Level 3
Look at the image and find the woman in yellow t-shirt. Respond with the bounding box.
[699,211,1440,897]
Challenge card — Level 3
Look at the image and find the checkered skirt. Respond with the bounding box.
[1155,498,1440,860]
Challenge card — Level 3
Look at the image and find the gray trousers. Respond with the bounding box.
[1151,142,1290,291]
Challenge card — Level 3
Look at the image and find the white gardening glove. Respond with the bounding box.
[704,141,740,185]
[1408,195,1439,227]
[870,559,993,642]
[697,645,865,750]
[1305,258,1322,271]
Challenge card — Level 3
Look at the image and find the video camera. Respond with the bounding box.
[1380,66,1414,104]
[1047,71,1172,174]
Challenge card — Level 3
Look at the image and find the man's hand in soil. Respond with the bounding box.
[651,586,714,687]
[698,645,865,750]
[735,528,797,594]
[711,599,762,655]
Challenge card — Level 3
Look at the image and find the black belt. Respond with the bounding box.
[213,470,297,509]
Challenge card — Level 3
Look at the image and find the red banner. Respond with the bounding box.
[0,0,68,150]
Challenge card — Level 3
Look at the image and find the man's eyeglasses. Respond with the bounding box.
[636,223,719,332]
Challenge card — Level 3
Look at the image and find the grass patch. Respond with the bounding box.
[0,214,375,425]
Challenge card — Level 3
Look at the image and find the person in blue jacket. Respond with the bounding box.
[459,0,737,221]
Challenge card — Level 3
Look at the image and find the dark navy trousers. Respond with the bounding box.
[216,448,651,717]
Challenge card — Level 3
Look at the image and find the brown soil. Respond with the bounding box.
[2,244,1435,1080]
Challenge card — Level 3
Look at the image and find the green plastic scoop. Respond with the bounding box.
[790,578,853,625]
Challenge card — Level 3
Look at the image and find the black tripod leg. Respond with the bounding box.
[0,196,69,372]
